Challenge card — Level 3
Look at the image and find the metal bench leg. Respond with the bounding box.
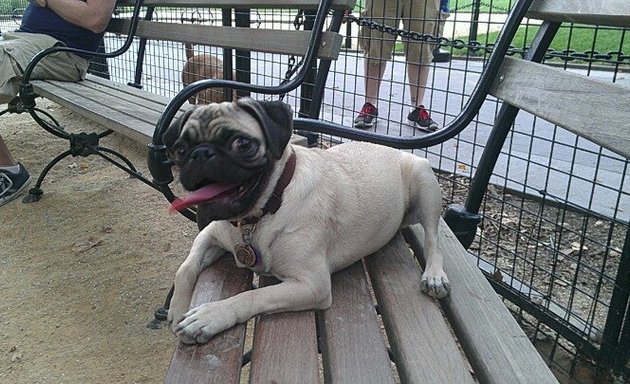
[93,147,162,190]
[24,130,160,203]
[23,149,73,203]
[22,131,101,203]
[146,284,174,330]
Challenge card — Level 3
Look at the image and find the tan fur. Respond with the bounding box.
[182,43,236,104]
[166,99,450,344]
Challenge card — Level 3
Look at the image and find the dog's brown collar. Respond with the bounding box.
[231,150,296,227]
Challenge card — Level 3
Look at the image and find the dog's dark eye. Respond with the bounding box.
[231,137,258,157]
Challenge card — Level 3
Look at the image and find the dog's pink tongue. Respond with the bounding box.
[170,183,236,212]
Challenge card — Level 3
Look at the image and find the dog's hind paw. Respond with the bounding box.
[420,269,450,299]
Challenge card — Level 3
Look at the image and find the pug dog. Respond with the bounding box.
[164,98,449,344]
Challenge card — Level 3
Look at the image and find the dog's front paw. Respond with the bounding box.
[420,269,450,299]
[174,302,237,344]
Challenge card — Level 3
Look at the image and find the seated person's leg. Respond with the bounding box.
[0,135,31,207]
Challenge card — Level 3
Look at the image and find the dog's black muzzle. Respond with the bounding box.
[179,147,269,192]
[189,144,217,162]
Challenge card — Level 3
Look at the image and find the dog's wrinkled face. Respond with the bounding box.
[163,98,293,221]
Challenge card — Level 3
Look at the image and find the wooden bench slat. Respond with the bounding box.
[249,276,320,384]
[319,261,396,383]
[72,81,170,121]
[80,76,201,126]
[490,56,630,159]
[117,0,356,10]
[365,232,475,383]
[83,75,176,113]
[107,19,343,60]
[32,78,161,121]
[528,0,630,28]
[33,79,160,136]
[73,77,192,123]
[34,76,307,149]
[403,223,559,384]
[165,256,253,384]
[31,80,157,145]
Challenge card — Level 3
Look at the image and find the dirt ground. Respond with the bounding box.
[0,100,198,383]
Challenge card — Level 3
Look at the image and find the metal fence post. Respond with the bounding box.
[600,226,630,377]
[128,6,155,89]
[468,0,481,44]
[234,8,251,99]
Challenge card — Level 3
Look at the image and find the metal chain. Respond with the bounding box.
[346,13,629,64]
[448,1,513,13]
[178,9,262,27]
[180,9,212,24]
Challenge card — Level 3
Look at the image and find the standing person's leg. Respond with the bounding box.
[432,0,452,62]
[354,0,398,129]
[408,62,430,108]
[404,0,440,131]
[354,57,386,128]
[364,58,387,108]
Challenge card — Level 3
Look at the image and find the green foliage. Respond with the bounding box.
[0,0,26,15]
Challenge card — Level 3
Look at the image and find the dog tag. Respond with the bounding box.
[235,244,258,267]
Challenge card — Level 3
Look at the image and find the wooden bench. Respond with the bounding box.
[165,223,558,383]
[158,1,559,382]
[14,0,350,203]
[163,0,628,382]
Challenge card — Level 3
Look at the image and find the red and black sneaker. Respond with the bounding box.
[354,102,378,129]
[408,105,439,132]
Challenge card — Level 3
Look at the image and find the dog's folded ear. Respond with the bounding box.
[238,98,293,159]
[163,107,196,154]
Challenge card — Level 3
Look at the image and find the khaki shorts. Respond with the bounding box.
[0,32,89,104]
[359,0,439,64]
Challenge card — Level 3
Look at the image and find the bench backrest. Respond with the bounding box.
[111,0,354,61]
[447,0,630,247]
[489,0,630,159]
[109,0,354,119]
